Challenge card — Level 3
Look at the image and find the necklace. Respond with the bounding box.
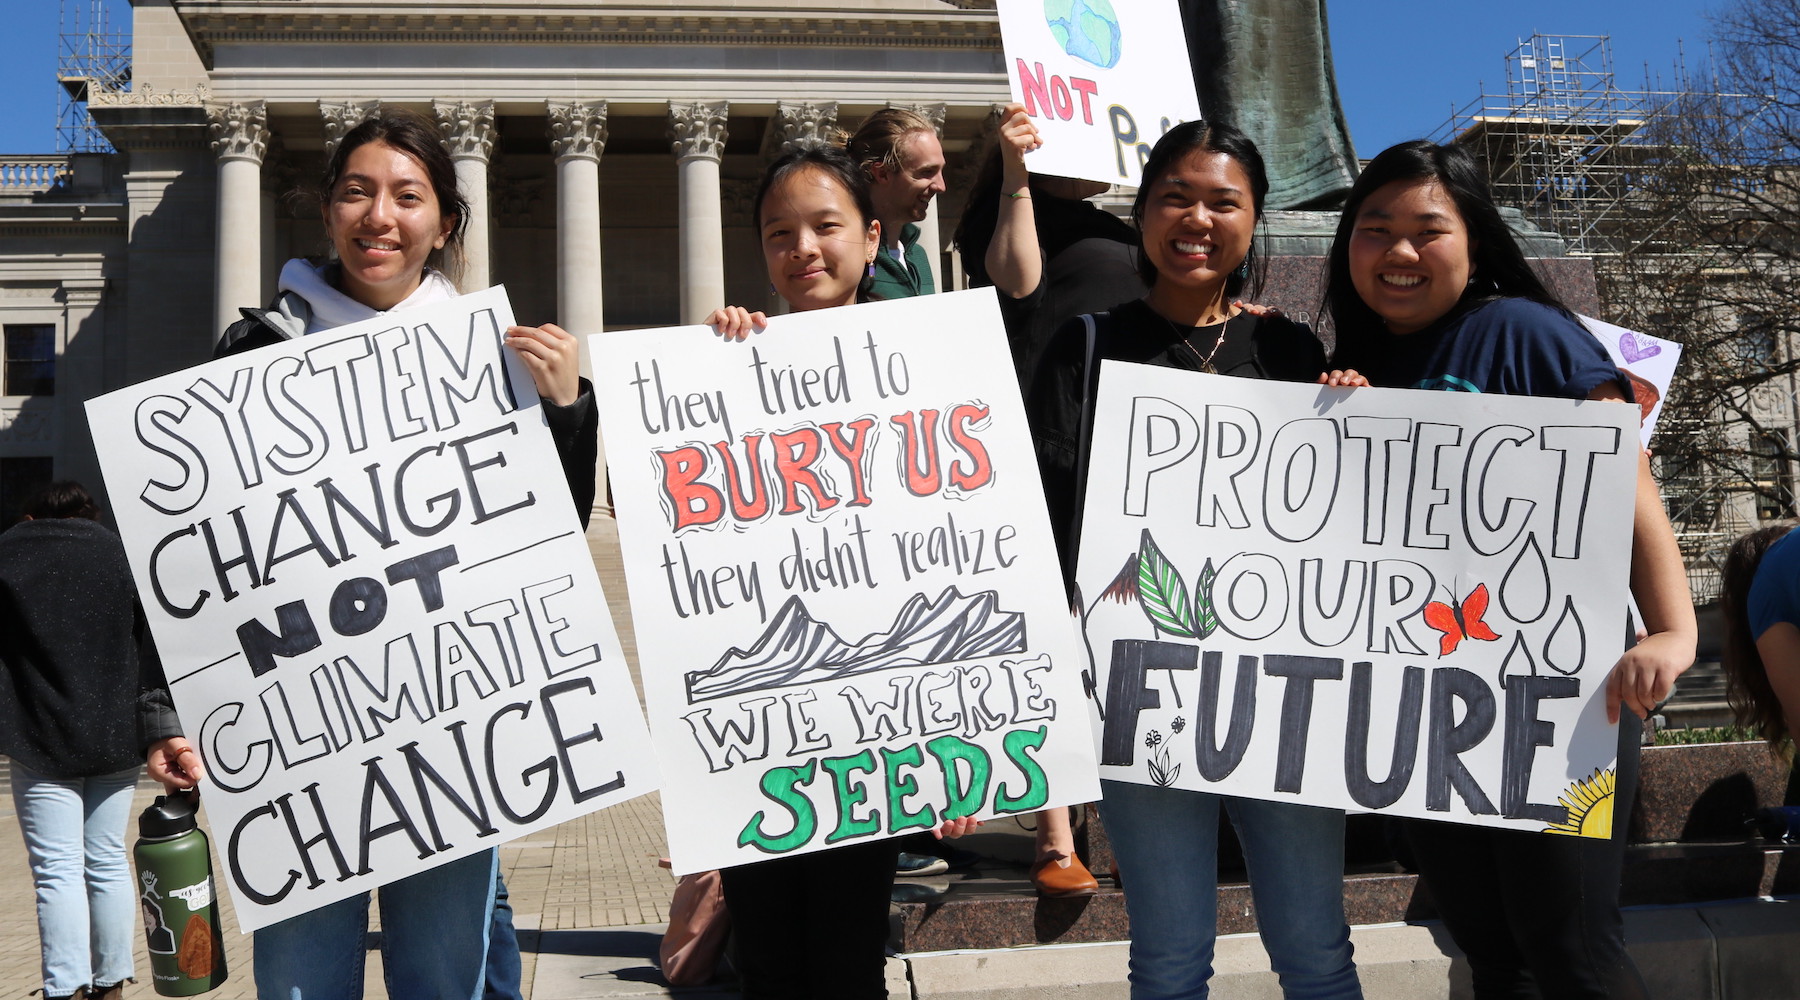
[1163,314,1229,374]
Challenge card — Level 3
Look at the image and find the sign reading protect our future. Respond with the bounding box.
[86,287,658,931]
[592,289,1100,874]
[1076,363,1640,838]
[996,0,1203,188]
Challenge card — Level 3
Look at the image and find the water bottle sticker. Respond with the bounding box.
[167,877,215,912]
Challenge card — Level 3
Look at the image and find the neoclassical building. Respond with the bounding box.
[0,0,1013,517]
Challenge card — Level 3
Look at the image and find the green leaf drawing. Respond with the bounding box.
[1195,557,1219,639]
[1136,530,1198,638]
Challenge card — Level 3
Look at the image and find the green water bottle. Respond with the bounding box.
[133,791,227,996]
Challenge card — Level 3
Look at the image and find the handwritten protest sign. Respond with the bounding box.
[592,289,1099,874]
[1579,315,1681,447]
[1076,363,1639,837]
[86,287,657,931]
[997,0,1202,187]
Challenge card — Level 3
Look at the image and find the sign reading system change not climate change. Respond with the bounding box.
[86,287,658,931]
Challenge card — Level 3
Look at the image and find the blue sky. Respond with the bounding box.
[0,2,1719,157]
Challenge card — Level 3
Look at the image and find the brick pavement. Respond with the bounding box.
[0,517,679,1000]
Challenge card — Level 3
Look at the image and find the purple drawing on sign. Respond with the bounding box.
[1618,331,1663,363]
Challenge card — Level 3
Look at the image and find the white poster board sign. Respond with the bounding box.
[996,0,1202,188]
[1579,314,1681,447]
[1076,363,1639,838]
[86,287,658,931]
[593,289,1100,874]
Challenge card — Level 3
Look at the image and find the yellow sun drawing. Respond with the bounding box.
[1544,768,1617,838]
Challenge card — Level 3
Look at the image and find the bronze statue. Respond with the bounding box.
[1180,0,1359,209]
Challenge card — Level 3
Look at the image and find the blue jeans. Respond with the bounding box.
[10,764,140,998]
[483,871,522,1000]
[1099,779,1362,1000]
[254,848,498,1000]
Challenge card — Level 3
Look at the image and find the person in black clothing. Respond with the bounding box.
[1026,121,1365,1000]
[954,103,1146,387]
[1,481,158,1000]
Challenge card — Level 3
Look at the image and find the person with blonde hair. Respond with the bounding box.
[847,107,946,299]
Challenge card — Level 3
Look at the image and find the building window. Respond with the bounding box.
[0,456,52,525]
[1750,431,1796,520]
[3,324,56,396]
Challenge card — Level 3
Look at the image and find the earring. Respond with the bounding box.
[1234,255,1251,280]
[867,260,876,278]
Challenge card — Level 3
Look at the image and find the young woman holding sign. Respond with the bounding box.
[1323,139,1696,1000]
[705,144,977,1000]
[141,108,597,1000]
[1026,121,1365,1000]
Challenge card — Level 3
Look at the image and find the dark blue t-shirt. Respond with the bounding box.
[1340,296,1628,400]
[1748,528,1800,637]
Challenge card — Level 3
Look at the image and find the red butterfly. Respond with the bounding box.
[1423,583,1501,656]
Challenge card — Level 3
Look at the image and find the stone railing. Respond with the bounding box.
[0,156,70,195]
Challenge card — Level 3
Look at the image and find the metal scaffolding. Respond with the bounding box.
[56,0,131,154]
[1433,33,1695,256]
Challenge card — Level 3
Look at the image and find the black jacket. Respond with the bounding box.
[0,517,164,777]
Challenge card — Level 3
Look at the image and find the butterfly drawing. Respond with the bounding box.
[1423,583,1502,656]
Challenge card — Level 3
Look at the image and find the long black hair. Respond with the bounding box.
[1721,524,1799,752]
[1131,119,1269,299]
[1324,140,1567,358]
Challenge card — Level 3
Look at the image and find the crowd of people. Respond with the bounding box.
[0,92,1749,1000]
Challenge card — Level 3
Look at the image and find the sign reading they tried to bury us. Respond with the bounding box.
[1077,363,1639,838]
[593,289,1099,874]
[85,287,658,930]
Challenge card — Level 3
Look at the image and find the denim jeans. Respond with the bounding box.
[1099,779,1362,1000]
[253,848,498,1000]
[483,871,522,1000]
[10,763,141,998]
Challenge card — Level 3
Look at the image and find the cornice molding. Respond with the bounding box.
[177,13,1000,62]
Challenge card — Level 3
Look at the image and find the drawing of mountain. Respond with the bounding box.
[684,587,1027,702]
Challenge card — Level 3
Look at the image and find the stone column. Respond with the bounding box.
[320,100,380,162]
[208,101,269,337]
[667,101,729,324]
[894,102,947,294]
[434,100,497,290]
[763,100,839,158]
[548,100,610,517]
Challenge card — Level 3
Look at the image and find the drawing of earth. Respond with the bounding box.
[1044,0,1122,69]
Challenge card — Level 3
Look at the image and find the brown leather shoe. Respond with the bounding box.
[1030,853,1100,897]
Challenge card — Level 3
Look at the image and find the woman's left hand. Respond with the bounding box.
[933,814,983,840]
[1605,630,1692,723]
[506,323,581,407]
[1317,369,1369,388]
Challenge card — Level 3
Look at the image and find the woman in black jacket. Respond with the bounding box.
[1,481,159,1000]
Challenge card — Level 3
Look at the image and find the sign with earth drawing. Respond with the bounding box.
[1075,362,1640,838]
[85,287,659,930]
[592,289,1101,874]
[996,0,1204,188]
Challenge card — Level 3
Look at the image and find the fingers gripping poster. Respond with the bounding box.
[997,0,1202,188]
[85,287,658,931]
[593,289,1100,874]
[1077,363,1640,838]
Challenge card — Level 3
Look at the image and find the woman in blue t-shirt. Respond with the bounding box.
[1720,525,1800,749]
[1324,139,1697,999]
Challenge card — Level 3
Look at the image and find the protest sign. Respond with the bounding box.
[1578,314,1681,447]
[592,289,1100,874]
[1076,363,1640,838]
[85,287,658,931]
[996,0,1202,188]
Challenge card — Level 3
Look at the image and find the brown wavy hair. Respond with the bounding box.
[1721,523,1798,750]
